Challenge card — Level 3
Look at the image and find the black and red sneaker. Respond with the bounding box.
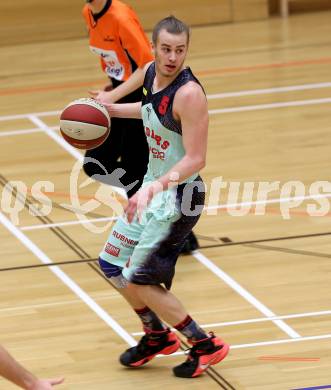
[173,333,229,378]
[120,329,180,367]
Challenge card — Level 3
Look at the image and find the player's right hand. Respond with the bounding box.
[89,90,115,104]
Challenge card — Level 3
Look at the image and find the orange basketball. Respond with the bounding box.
[60,98,110,150]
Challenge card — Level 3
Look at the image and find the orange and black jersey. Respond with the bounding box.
[82,0,153,81]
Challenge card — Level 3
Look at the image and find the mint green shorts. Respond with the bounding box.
[99,179,205,289]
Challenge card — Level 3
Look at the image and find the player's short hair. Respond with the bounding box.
[152,16,190,45]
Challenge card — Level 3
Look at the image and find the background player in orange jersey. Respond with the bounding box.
[82,0,152,195]
[82,0,199,252]
[0,345,63,389]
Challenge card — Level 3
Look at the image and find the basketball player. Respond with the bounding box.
[0,345,63,389]
[82,0,199,253]
[96,16,230,378]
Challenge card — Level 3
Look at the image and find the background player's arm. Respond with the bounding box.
[125,82,208,222]
[94,61,152,104]
[0,345,64,389]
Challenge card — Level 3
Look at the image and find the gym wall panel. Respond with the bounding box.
[269,0,331,15]
[126,0,232,29]
[0,0,86,46]
[232,0,269,21]
[0,0,271,46]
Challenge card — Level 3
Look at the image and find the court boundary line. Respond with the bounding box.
[28,115,83,161]
[155,333,331,356]
[0,285,328,343]
[2,229,331,271]
[244,242,331,260]
[18,192,331,231]
[0,210,136,347]
[0,128,48,137]
[0,110,59,121]
[0,295,120,313]
[1,80,331,122]
[292,384,331,390]
[198,231,331,250]
[193,251,301,338]
[131,309,331,336]
[209,97,331,114]
[207,81,331,99]
[2,55,331,97]
[204,193,331,212]
[20,216,118,230]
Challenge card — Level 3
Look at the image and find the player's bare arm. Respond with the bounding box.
[105,101,142,119]
[0,345,64,389]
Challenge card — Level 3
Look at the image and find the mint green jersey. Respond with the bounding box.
[141,63,204,185]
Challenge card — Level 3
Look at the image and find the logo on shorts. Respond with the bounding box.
[105,243,121,257]
[113,230,138,248]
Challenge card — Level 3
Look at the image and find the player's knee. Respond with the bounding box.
[98,257,128,288]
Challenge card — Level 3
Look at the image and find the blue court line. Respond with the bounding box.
[292,385,331,390]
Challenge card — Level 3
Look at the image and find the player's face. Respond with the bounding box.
[154,29,189,78]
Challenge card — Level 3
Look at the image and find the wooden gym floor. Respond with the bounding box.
[0,10,331,390]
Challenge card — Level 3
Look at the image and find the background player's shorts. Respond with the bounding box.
[99,177,205,289]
